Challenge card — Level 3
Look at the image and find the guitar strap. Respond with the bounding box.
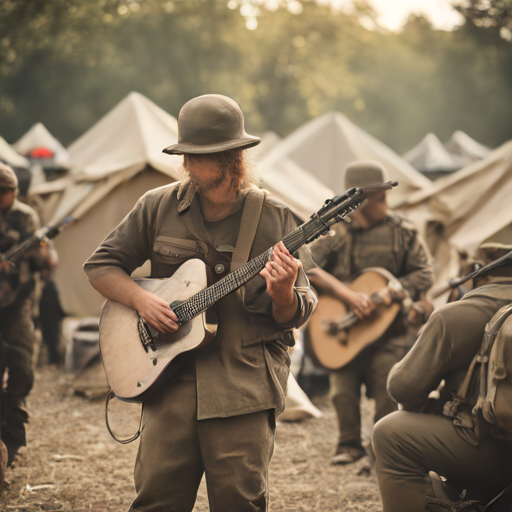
[230,188,266,271]
[106,187,266,445]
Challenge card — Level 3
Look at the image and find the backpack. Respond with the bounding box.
[444,303,512,440]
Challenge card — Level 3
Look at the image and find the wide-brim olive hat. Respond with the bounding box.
[344,160,389,190]
[163,94,260,155]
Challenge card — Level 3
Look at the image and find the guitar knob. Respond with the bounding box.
[214,263,225,274]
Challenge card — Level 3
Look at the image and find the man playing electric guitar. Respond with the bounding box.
[84,94,317,511]
[307,160,435,465]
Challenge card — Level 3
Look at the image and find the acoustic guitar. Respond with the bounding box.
[307,267,408,370]
[99,182,397,402]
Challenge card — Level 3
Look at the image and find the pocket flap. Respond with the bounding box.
[153,236,206,258]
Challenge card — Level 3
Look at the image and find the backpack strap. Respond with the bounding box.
[230,188,266,272]
[474,304,512,411]
[444,304,512,432]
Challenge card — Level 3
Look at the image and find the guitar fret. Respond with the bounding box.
[172,215,328,325]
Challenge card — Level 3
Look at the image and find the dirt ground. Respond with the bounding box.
[1,366,383,512]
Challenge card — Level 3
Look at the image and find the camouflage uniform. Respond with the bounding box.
[0,199,41,465]
[310,211,434,452]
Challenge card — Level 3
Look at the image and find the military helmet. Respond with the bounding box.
[344,160,388,190]
[0,162,18,191]
[163,94,260,155]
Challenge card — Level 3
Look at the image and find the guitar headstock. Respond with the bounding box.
[305,181,398,244]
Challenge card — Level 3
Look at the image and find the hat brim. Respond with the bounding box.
[163,135,260,155]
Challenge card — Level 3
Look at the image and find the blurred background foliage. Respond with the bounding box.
[0,0,511,153]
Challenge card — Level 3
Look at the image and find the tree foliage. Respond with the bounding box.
[0,0,511,154]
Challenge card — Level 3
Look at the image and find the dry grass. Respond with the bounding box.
[1,367,382,511]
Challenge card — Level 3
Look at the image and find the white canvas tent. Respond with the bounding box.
[445,131,491,165]
[257,156,335,220]
[0,136,30,168]
[13,122,71,168]
[256,112,432,210]
[39,92,183,317]
[399,140,512,283]
[403,133,462,175]
[248,131,281,161]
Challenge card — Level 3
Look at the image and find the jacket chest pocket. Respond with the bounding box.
[353,241,397,274]
[152,235,207,278]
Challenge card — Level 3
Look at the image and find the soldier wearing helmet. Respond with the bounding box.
[84,95,317,511]
[0,162,45,472]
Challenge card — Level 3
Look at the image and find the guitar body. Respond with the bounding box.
[307,270,401,370]
[99,259,212,402]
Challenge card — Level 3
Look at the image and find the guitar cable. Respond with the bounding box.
[105,389,144,444]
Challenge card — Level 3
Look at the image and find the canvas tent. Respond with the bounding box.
[37,92,183,317]
[256,156,335,220]
[256,112,432,210]
[0,136,29,168]
[403,133,462,178]
[249,132,334,220]
[248,131,281,161]
[399,139,512,283]
[445,131,491,165]
[13,122,71,169]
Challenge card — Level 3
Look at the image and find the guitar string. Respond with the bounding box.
[171,216,328,324]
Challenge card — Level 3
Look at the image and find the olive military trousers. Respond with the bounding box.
[373,411,512,512]
[130,377,276,512]
[330,346,400,448]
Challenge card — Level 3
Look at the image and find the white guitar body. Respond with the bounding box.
[99,259,210,401]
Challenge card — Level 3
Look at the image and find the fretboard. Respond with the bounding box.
[171,214,328,324]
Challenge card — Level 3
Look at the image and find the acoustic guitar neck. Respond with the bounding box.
[170,215,328,325]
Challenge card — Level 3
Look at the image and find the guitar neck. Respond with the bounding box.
[171,215,328,324]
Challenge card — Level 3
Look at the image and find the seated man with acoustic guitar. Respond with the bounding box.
[307,160,434,465]
[83,94,317,511]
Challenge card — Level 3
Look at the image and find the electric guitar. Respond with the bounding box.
[99,182,397,402]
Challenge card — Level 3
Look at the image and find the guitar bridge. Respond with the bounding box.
[137,314,157,353]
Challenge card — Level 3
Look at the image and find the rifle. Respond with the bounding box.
[429,250,512,299]
[0,216,75,267]
[0,216,75,308]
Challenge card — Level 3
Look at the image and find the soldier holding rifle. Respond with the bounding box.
[0,162,46,472]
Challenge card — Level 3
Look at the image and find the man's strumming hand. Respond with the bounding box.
[260,241,301,323]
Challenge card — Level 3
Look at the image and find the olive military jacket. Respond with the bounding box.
[0,198,42,310]
[387,277,512,414]
[310,211,434,300]
[84,181,317,420]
